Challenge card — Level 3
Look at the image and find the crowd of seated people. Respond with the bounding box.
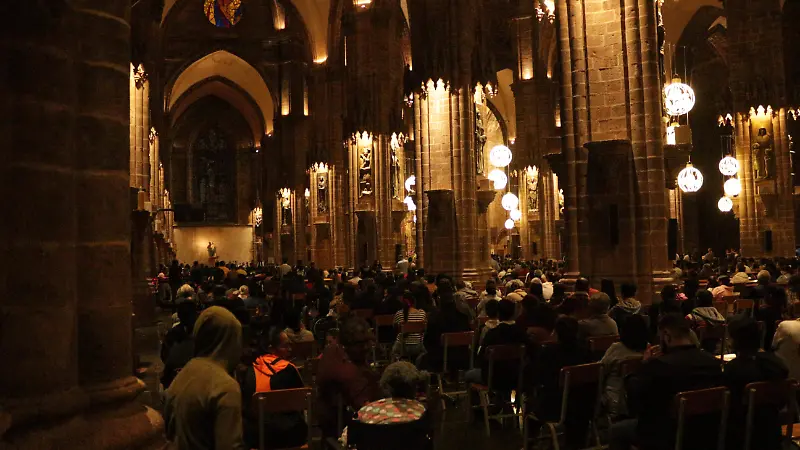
[156,252,800,450]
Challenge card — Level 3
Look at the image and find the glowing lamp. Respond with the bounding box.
[724,177,742,197]
[718,196,733,212]
[304,188,310,198]
[501,193,519,211]
[504,219,515,230]
[403,196,417,211]
[677,163,703,193]
[664,77,696,116]
[488,169,507,190]
[489,145,513,168]
[718,156,739,176]
[510,209,522,221]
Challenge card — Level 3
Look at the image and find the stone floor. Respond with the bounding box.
[132,312,525,450]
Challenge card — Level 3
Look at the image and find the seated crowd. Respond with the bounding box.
[158,253,800,450]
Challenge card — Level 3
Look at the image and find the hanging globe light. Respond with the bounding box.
[510,209,522,221]
[663,77,696,116]
[504,218,515,230]
[718,196,733,212]
[501,192,520,211]
[718,156,739,176]
[488,169,508,190]
[724,177,742,197]
[489,145,513,168]
[677,163,703,193]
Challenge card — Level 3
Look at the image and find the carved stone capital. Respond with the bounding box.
[476,189,497,213]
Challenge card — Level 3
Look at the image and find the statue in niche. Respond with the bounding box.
[359,145,373,196]
[390,148,401,200]
[527,169,539,212]
[317,173,328,213]
[207,242,217,258]
[281,196,292,227]
[753,127,775,180]
[475,107,487,174]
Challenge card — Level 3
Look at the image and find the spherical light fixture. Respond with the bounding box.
[488,169,508,190]
[718,196,733,212]
[664,77,696,116]
[510,209,522,221]
[405,175,416,192]
[677,163,703,193]
[504,219,515,230]
[489,145,513,168]
[724,177,742,197]
[718,156,739,176]
[501,192,520,211]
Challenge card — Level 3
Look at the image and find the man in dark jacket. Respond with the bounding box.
[421,280,472,372]
[617,314,722,450]
[465,299,528,391]
[724,316,788,450]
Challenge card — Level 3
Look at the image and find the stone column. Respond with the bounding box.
[0,1,161,447]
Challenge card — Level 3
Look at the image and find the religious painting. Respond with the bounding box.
[317,173,328,214]
[192,127,235,222]
[204,0,243,28]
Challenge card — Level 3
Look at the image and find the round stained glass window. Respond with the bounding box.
[205,0,243,28]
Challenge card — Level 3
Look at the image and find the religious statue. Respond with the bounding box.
[359,145,373,196]
[390,148,401,200]
[317,173,328,214]
[281,194,292,226]
[527,167,539,212]
[753,127,775,180]
[207,242,217,258]
[475,107,487,174]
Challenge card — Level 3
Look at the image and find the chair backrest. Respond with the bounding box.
[291,340,317,360]
[485,344,526,392]
[441,331,475,372]
[673,387,730,450]
[353,308,375,320]
[374,314,395,328]
[557,362,603,425]
[735,299,755,315]
[723,294,740,304]
[587,335,620,354]
[253,388,313,450]
[743,380,797,450]
[713,301,728,317]
[400,321,427,334]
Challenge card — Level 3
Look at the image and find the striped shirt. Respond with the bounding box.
[394,309,426,346]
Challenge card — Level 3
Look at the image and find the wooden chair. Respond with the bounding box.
[744,380,797,450]
[714,300,729,318]
[587,335,620,358]
[253,387,313,450]
[397,320,427,359]
[673,387,730,450]
[437,331,475,431]
[523,362,604,450]
[735,299,755,316]
[468,344,526,437]
[373,314,396,362]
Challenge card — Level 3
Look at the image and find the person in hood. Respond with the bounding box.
[724,316,788,450]
[240,326,307,449]
[609,283,641,325]
[164,306,246,450]
[686,290,726,353]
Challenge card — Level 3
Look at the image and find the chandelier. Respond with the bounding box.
[501,192,520,211]
[718,156,739,176]
[489,145,513,168]
[723,177,741,197]
[664,77,696,117]
[677,163,703,193]
[717,196,733,212]
[504,218,515,230]
[488,169,508,190]
[510,209,522,221]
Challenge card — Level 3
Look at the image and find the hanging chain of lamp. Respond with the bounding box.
[666,45,702,194]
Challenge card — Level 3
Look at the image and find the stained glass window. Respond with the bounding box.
[204,0,243,28]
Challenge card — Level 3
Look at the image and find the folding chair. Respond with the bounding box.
[253,387,313,450]
[673,387,730,450]
[437,331,475,431]
[397,320,426,360]
[468,344,526,437]
[735,299,755,317]
[373,314,396,362]
[523,362,604,450]
[744,380,798,450]
[588,335,620,359]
